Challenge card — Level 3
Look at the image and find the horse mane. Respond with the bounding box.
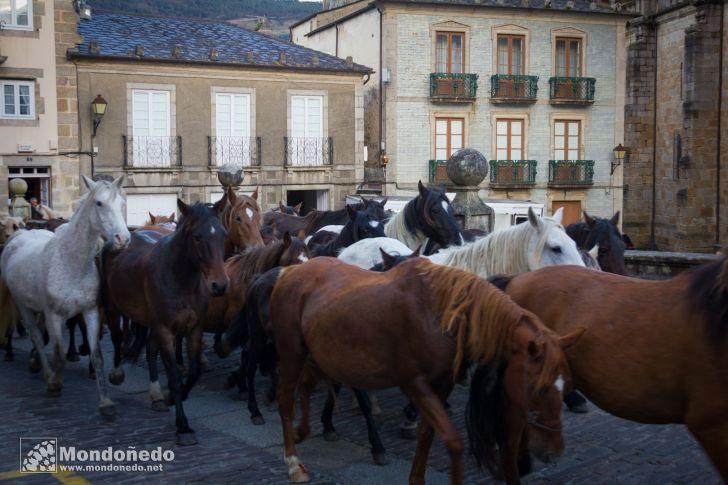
[414,259,560,389]
[688,255,728,344]
[220,194,260,231]
[225,241,288,287]
[430,217,561,277]
[384,208,426,250]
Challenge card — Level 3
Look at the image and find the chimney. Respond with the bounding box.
[246,51,254,63]
[209,47,218,61]
[278,50,286,64]
[312,54,320,66]
[135,44,144,57]
[89,40,99,55]
[345,56,353,68]
[171,45,182,59]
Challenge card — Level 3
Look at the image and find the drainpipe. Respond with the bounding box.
[335,23,339,58]
[378,5,385,195]
[650,19,658,250]
[716,0,724,247]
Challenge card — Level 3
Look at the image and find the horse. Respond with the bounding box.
[263,198,388,237]
[269,257,582,484]
[0,175,129,416]
[491,260,728,480]
[565,211,626,275]
[308,205,386,257]
[383,181,462,255]
[338,237,413,269]
[261,221,281,245]
[278,201,302,215]
[578,245,601,270]
[0,216,25,244]
[220,186,264,258]
[101,197,229,445]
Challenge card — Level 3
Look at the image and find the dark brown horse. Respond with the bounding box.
[101,197,229,445]
[565,211,626,275]
[270,257,582,484]
[263,198,387,237]
[492,260,728,480]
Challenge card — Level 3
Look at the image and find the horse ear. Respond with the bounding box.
[558,327,586,352]
[225,186,237,206]
[588,244,599,260]
[283,231,292,248]
[412,245,422,256]
[279,202,286,212]
[346,204,357,220]
[527,207,544,232]
[177,198,190,217]
[379,197,388,208]
[418,180,428,197]
[379,248,396,267]
[81,174,94,190]
[297,229,306,241]
[251,187,259,201]
[361,197,371,207]
[112,175,125,190]
[12,223,19,232]
[552,207,564,225]
[169,213,176,222]
[584,211,596,228]
[610,211,620,226]
[294,202,303,214]
[148,212,156,224]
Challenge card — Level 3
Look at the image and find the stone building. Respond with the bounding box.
[0,0,82,217]
[68,11,369,224]
[292,0,633,225]
[624,0,727,252]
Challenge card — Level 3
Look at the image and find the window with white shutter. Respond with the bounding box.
[289,95,324,165]
[1,80,34,119]
[132,90,171,167]
[215,93,251,166]
[0,0,32,29]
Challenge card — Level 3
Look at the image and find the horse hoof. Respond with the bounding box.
[99,404,117,420]
[176,432,197,446]
[29,358,41,374]
[79,344,90,356]
[251,415,265,426]
[151,400,170,412]
[66,352,80,362]
[399,421,418,440]
[567,403,589,414]
[289,466,310,483]
[322,430,339,442]
[47,385,62,397]
[109,370,125,386]
[372,453,390,466]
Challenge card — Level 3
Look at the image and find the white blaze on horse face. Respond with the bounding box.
[369,221,380,228]
[298,254,309,263]
[555,375,565,393]
[246,208,254,219]
[441,201,449,212]
[210,225,216,235]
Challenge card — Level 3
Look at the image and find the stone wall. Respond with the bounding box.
[625,249,717,279]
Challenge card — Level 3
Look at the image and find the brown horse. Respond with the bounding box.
[220,186,264,257]
[270,257,582,484]
[101,197,229,445]
[491,261,728,480]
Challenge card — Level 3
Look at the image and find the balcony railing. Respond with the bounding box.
[490,75,538,103]
[207,136,261,167]
[549,77,596,104]
[489,160,537,187]
[284,137,333,167]
[429,73,478,102]
[548,160,595,186]
[123,136,182,168]
[428,159,449,185]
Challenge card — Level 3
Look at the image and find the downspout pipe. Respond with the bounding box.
[716,0,724,247]
[651,19,658,250]
[377,5,385,194]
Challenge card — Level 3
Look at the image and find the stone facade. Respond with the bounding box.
[624,0,727,251]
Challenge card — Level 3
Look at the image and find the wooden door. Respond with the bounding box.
[551,200,581,226]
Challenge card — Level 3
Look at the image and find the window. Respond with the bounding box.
[435,117,463,160]
[497,35,524,75]
[1,80,34,119]
[125,193,177,226]
[215,93,251,166]
[495,119,523,160]
[436,32,464,74]
[0,0,32,29]
[132,90,171,166]
[554,120,581,160]
[555,38,582,77]
[290,95,324,165]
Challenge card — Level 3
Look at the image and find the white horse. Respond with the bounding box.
[0,175,130,417]
[338,237,413,269]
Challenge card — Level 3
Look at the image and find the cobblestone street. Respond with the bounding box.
[0,334,720,485]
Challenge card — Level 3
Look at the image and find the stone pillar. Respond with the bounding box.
[9,178,31,220]
[445,149,494,233]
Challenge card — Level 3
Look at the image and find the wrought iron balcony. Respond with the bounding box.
[284,137,333,167]
[123,136,182,168]
[490,75,538,103]
[548,160,595,187]
[489,160,537,187]
[428,159,449,185]
[549,77,596,104]
[207,136,261,167]
[429,73,478,103]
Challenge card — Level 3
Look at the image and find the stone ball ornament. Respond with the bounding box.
[445,148,488,186]
[9,177,28,196]
[217,163,245,187]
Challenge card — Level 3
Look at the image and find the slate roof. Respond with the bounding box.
[71,11,372,74]
[382,0,634,14]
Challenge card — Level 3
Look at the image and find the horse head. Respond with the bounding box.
[407,181,462,248]
[177,197,229,297]
[346,204,386,242]
[277,231,311,266]
[583,211,627,275]
[360,197,388,222]
[224,186,264,251]
[526,207,584,270]
[81,174,130,250]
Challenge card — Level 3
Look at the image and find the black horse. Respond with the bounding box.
[308,205,386,257]
[566,211,627,275]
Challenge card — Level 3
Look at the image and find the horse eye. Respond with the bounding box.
[599,247,608,254]
[552,246,562,254]
[96,201,102,207]
[236,216,242,222]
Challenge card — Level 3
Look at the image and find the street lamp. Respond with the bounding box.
[91,94,107,137]
[611,143,627,175]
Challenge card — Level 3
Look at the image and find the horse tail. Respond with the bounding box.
[465,363,507,481]
[0,278,18,342]
[487,274,513,292]
[122,323,149,364]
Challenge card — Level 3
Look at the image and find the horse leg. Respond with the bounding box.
[246,335,265,424]
[405,379,462,485]
[156,326,196,445]
[277,346,309,482]
[147,337,168,412]
[175,334,185,376]
[320,383,340,442]
[237,346,249,399]
[78,316,90,356]
[65,317,80,362]
[688,419,728,479]
[4,329,13,362]
[294,365,319,444]
[352,388,388,465]
[18,306,50,377]
[181,326,203,402]
[82,307,114,419]
[44,312,66,397]
[107,311,125,385]
[401,402,419,440]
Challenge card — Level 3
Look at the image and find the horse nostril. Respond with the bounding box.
[211,281,228,296]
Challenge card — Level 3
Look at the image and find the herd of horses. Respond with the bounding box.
[0,176,725,484]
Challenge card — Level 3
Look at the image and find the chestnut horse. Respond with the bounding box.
[220,186,264,258]
[270,257,582,484]
[101,198,229,445]
[491,260,728,480]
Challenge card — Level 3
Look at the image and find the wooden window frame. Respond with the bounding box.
[1,79,35,119]
[555,37,583,77]
[496,34,525,75]
[434,117,464,160]
[495,118,524,160]
[554,119,582,160]
[435,31,465,74]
